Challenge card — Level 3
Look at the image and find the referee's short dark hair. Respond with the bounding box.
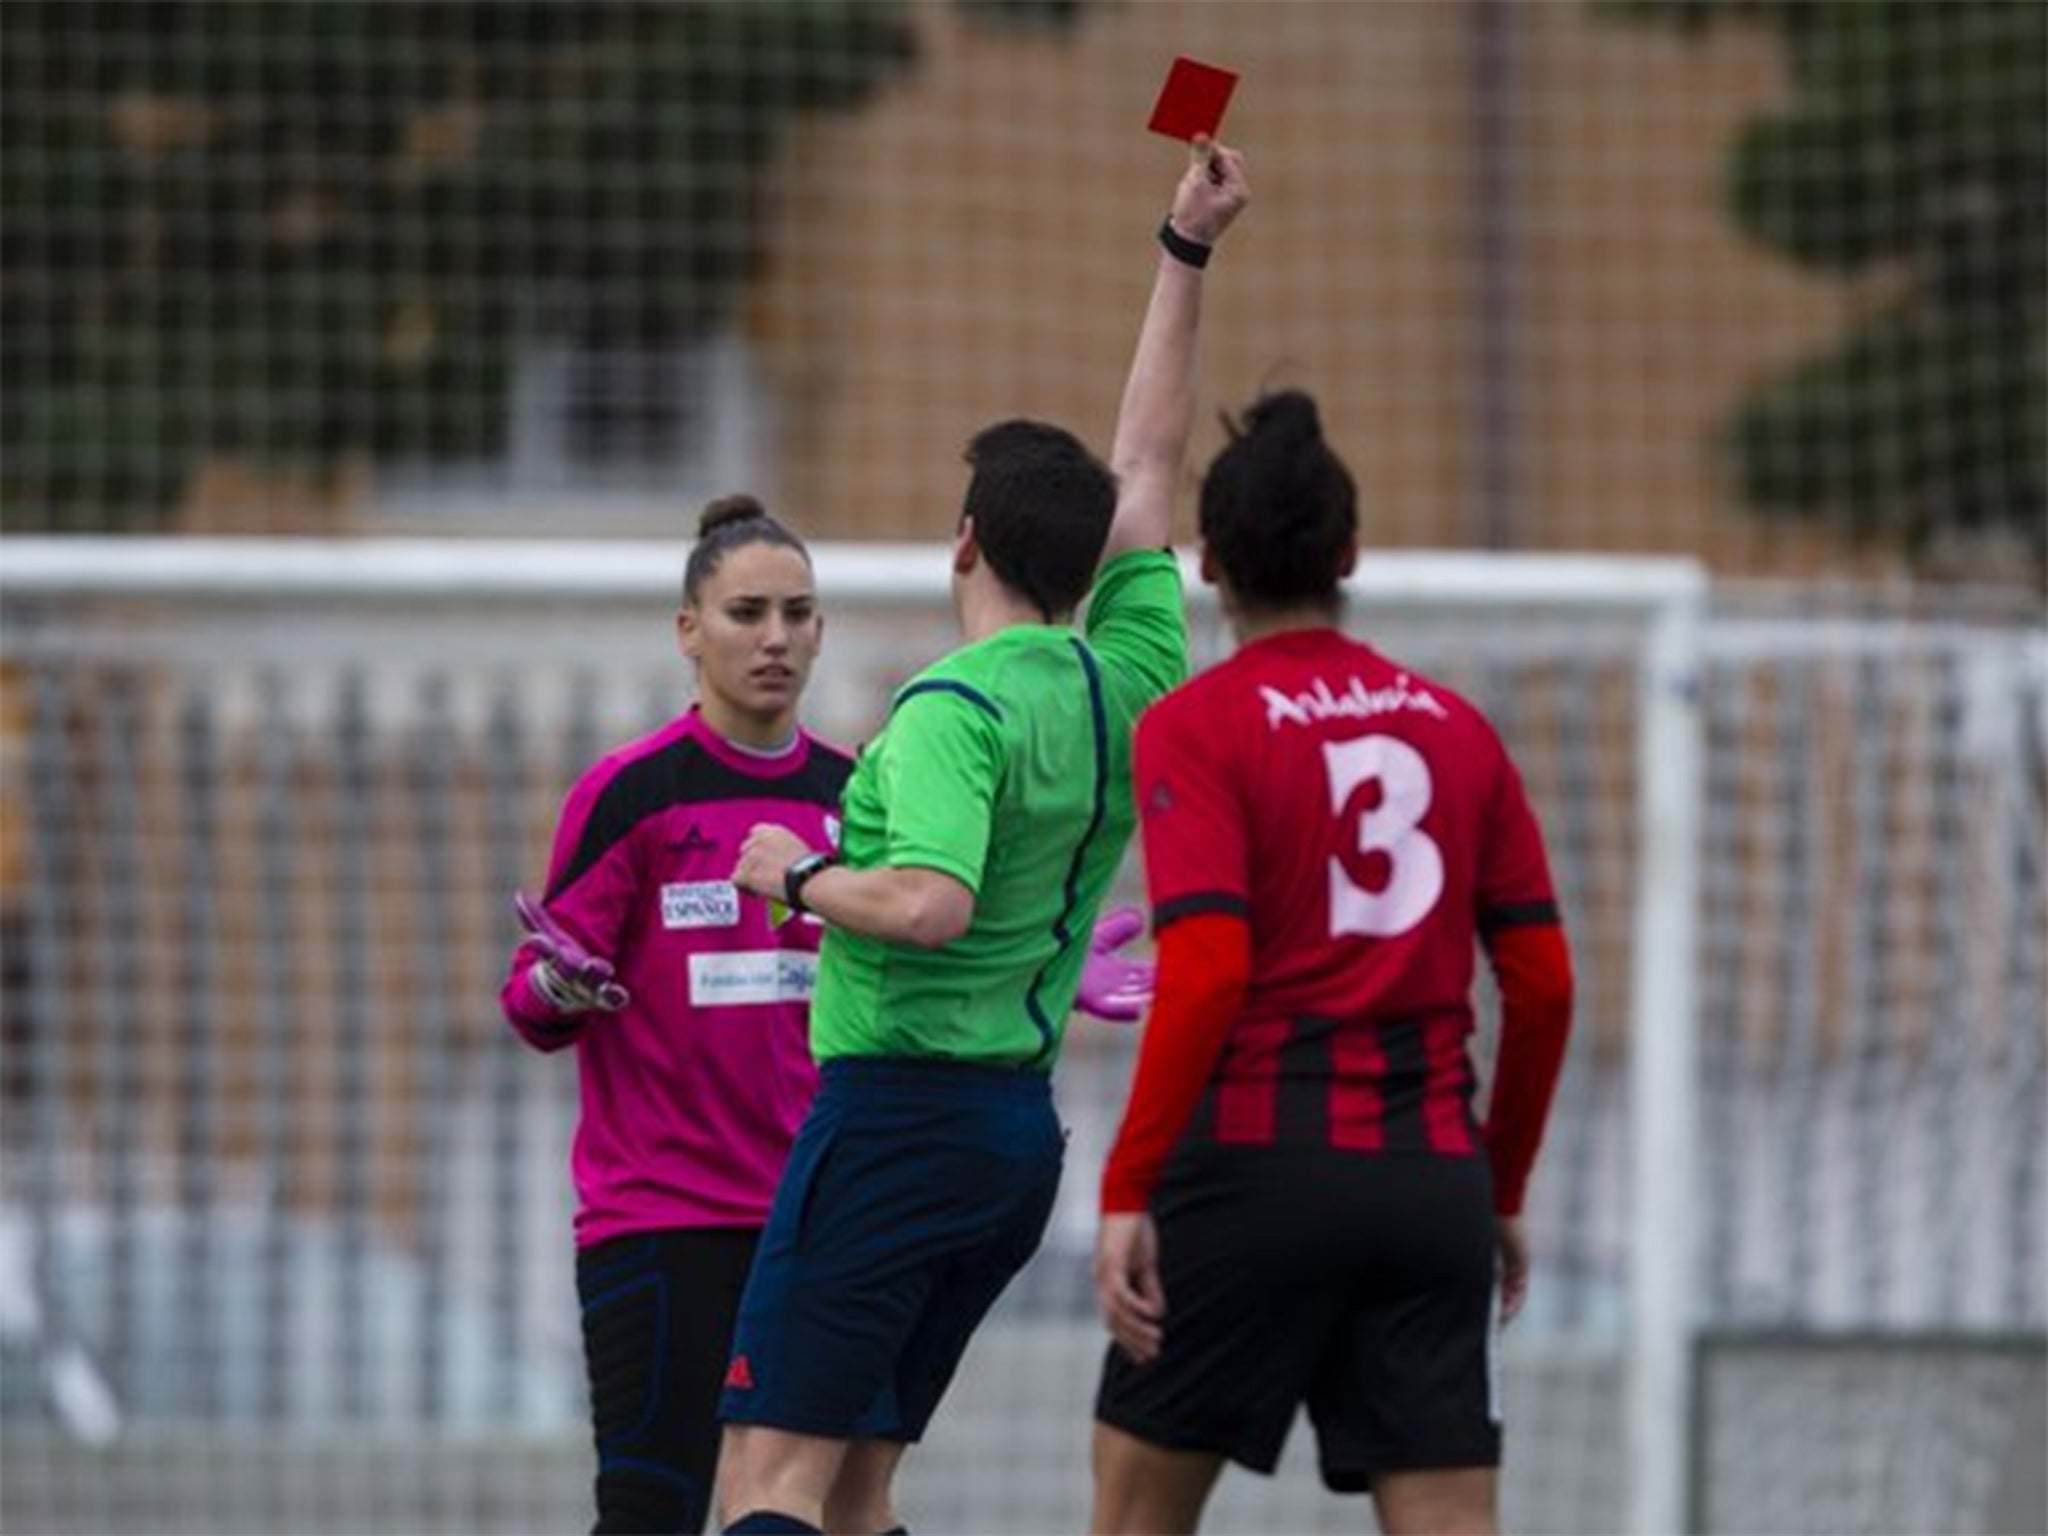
[1200,390,1357,611]
[962,419,1118,621]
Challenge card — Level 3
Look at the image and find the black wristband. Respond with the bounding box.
[784,850,837,914]
[1157,217,1212,269]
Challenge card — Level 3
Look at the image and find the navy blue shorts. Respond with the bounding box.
[717,1056,1063,1442]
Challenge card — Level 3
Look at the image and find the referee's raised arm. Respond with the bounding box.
[1100,136,1250,567]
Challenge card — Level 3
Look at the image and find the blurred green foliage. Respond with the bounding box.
[0,0,1087,531]
[1599,0,2046,571]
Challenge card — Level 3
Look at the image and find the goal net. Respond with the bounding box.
[2,541,2041,1536]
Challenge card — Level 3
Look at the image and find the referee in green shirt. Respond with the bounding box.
[716,137,1251,1536]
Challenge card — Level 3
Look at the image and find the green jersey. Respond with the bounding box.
[811,550,1187,1069]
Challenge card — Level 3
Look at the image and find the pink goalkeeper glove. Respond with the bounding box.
[1075,906,1154,1022]
[514,892,629,1013]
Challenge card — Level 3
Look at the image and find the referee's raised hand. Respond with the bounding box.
[1169,135,1250,249]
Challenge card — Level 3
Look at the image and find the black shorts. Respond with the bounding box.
[1094,1146,1501,1490]
[577,1227,760,1535]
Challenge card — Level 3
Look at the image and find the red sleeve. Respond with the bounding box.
[1101,694,1253,1212]
[1481,920,1574,1215]
[1476,747,1559,932]
[1100,913,1250,1214]
[1132,693,1249,927]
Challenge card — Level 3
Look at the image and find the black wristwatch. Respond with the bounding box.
[784,850,838,915]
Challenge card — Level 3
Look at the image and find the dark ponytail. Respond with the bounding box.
[1197,390,1357,612]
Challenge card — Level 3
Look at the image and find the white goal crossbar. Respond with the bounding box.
[5,535,1698,611]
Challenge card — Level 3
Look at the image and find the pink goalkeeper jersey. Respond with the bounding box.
[498,706,853,1246]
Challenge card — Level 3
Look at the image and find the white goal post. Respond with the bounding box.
[1,537,1706,1536]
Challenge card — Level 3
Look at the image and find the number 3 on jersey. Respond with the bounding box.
[1324,734,1444,938]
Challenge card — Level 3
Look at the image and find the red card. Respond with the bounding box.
[1146,56,1238,143]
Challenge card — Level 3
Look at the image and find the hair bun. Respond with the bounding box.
[698,493,767,537]
[1241,390,1324,452]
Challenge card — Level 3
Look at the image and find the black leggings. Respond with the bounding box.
[577,1228,760,1535]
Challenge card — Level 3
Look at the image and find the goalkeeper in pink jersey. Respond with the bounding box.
[499,496,853,1536]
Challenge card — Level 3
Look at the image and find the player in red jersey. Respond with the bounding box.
[1088,391,1575,1536]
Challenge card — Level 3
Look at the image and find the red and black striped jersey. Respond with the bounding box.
[1132,628,1561,1158]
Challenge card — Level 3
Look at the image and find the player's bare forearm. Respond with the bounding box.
[1102,140,1249,566]
[1105,261,1205,563]
[731,823,974,949]
[794,863,974,950]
